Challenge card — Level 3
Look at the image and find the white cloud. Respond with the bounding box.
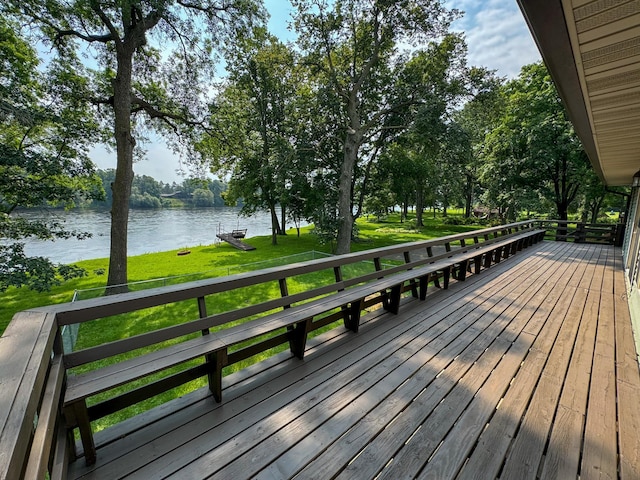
[448,0,541,78]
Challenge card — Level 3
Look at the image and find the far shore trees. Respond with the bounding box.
[3,0,264,291]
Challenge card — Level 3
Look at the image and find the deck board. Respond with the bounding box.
[67,242,640,480]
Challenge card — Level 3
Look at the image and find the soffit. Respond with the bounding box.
[518,0,640,186]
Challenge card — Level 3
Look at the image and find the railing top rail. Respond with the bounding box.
[537,219,617,227]
[37,220,537,326]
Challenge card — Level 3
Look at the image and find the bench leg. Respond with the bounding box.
[289,319,311,359]
[473,256,482,275]
[207,348,227,403]
[409,278,419,298]
[382,284,402,314]
[345,299,363,333]
[419,276,429,300]
[455,260,469,281]
[341,305,350,329]
[443,267,451,289]
[65,401,96,466]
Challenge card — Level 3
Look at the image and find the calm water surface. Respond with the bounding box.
[16,207,287,264]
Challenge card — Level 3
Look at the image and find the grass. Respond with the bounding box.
[1,211,484,434]
[1,211,481,333]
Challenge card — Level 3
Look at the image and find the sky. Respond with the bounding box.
[91,0,541,184]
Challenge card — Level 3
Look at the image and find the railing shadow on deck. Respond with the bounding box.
[0,219,552,479]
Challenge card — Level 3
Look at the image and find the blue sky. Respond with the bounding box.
[93,0,541,183]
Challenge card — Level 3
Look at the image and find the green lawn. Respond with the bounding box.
[1,211,482,334]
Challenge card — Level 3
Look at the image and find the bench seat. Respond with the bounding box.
[449,228,545,281]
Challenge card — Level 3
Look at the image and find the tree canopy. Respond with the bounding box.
[0,17,104,291]
[481,62,591,222]
[291,0,461,253]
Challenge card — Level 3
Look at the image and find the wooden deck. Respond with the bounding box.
[68,241,640,480]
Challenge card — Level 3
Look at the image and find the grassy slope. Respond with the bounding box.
[0,212,480,334]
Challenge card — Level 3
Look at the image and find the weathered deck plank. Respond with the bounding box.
[446,245,596,480]
[614,252,640,479]
[67,242,640,480]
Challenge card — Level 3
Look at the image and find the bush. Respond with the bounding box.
[130,192,161,208]
[442,216,477,226]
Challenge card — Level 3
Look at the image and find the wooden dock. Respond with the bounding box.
[216,232,256,251]
[67,241,640,479]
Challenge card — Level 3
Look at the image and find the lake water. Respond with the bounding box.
[15,207,294,264]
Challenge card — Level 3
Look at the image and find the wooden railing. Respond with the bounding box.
[0,220,543,480]
[537,219,622,245]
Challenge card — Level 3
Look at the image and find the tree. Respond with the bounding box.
[3,0,264,291]
[205,30,301,245]
[366,35,470,227]
[579,169,625,224]
[292,0,459,254]
[192,188,215,207]
[434,121,471,217]
[454,67,505,217]
[482,62,590,226]
[0,18,104,291]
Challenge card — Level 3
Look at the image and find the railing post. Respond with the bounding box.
[197,295,221,400]
[279,278,290,309]
[198,297,208,335]
[576,222,585,243]
[334,266,343,282]
[334,265,350,328]
[403,251,418,298]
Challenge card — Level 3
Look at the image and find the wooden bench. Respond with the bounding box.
[62,261,453,465]
[62,227,545,466]
[449,228,546,281]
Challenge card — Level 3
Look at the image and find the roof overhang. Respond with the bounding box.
[517,0,640,186]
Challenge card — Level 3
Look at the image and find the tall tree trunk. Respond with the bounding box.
[415,187,424,227]
[556,202,569,241]
[590,196,604,224]
[269,203,280,245]
[280,204,287,235]
[336,131,360,254]
[107,49,135,293]
[464,173,473,218]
